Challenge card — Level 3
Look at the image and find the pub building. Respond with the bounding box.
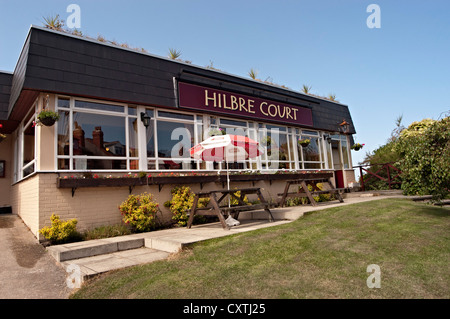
[0,25,357,240]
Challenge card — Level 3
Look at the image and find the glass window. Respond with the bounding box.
[57,97,139,171]
[72,112,126,157]
[156,121,194,158]
[301,136,321,162]
[58,98,70,109]
[58,111,70,155]
[158,110,193,121]
[220,118,247,127]
[75,100,124,113]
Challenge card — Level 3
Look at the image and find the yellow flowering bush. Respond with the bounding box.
[119,193,159,232]
[165,186,209,226]
[39,214,79,244]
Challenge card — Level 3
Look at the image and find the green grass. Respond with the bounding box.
[71,199,450,299]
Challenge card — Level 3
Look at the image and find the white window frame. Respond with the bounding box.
[56,96,139,172]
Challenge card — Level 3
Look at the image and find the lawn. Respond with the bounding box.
[71,198,450,299]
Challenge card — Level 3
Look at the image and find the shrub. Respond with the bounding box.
[396,117,450,201]
[83,224,131,240]
[165,186,209,226]
[119,193,160,232]
[39,214,80,244]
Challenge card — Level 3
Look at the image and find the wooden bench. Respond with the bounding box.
[187,187,274,230]
[278,178,345,207]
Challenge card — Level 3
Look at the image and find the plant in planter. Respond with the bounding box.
[208,128,226,136]
[36,109,60,127]
[351,143,365,151]
[298,138,311,147]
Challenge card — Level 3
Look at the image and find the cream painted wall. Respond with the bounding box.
[0,134,12,207]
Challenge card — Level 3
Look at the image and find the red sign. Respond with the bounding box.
[178,82,313,127]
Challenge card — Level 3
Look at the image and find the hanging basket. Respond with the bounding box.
[298,139,310,147]
[39,117,57,127]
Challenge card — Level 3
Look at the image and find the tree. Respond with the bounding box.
[395,116,450,201]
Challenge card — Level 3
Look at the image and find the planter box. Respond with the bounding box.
[57,177,147,188]
[57,172,334,190]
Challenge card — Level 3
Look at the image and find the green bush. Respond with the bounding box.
[396,117,450,201]
[39,214,80,244]
[83,224,131,240]
[119,193,160,232]
[165,186,209,226]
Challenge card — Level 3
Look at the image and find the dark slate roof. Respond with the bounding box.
[0,71,12,120]
[8,25,356,134]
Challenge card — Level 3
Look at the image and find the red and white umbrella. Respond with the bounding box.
[190,134,263,163]
[190,134,263,213]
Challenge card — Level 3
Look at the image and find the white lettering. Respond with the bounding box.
[66,4,81,29]
[366,4,381,29]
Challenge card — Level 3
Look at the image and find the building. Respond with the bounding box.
[0,25,357,240]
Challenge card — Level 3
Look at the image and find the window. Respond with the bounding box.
[56,97,138,171]
[147,109,201,170]
[258,124,295,170]
[13,99,37,181]
[297,130,324,169]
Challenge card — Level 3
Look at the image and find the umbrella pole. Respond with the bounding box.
[227,161,230,207]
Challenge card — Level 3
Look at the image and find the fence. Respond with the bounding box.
[353,162,402,191]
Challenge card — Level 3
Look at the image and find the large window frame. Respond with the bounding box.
[13,99,37,182]
[53,96,350,173]
[56,96,139,172]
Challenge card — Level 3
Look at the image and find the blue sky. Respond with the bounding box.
[1,0,449,168]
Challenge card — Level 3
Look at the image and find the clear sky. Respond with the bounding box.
[1,0,449,169]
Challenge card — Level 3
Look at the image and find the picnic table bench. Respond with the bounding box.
[278,178,345,207]
[187,187,275,230]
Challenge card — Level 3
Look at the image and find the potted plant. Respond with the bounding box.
[208,128,226,136]
[261,136,272,147]
[351,143,365,151]
[0,133,6,143]
[37,109,60,127]
[298,138,311,147]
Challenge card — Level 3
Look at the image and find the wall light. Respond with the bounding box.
[140,112,151,128]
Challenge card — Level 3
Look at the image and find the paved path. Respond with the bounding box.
[0,215,71,299]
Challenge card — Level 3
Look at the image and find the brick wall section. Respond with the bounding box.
[14,172,350,240]
[10,174,40,236]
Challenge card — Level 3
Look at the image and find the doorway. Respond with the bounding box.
[331,139,345,188]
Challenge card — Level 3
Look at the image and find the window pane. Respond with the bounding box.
[58,98,70,108]
[58,111,70,155]
[58,158,70,170]
[128,118,139,157]
[73,158,127,170]
[220,118,247,127]
[73,112,126,157]
[75,100,124,113]
[23,123,35,167]
[158,159,196,170]
[341,139,350,169]
[302,137,320,162]
[156,120,194,158]
[158,111,193,121]
[304,162,321,169]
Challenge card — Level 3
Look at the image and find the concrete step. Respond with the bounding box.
[47,235,147,262]
[61,247,170,282]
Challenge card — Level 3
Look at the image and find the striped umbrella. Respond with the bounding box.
[190,134,263,215]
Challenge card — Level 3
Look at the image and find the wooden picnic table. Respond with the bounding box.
[187,187,275,230]
[278,178,345,207]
